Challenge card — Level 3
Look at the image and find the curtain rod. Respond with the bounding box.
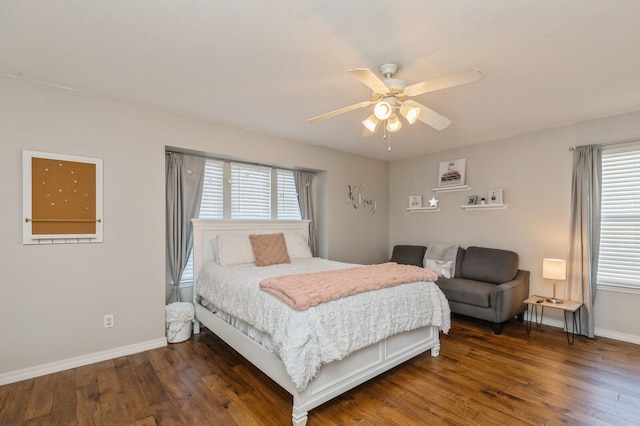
[569,137,640,151]
[165,149,320,173]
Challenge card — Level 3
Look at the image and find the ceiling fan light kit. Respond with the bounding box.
[309,62,482,150]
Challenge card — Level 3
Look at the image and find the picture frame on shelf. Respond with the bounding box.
[438,158,466,187]
[487,188,503,204]
[408,195,422,209]
[465,195,478,205]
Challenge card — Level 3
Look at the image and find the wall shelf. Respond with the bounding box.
[461,203,506,211]
[407,207,440,213]
[432,185,470,193]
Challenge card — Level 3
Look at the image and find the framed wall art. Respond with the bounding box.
[23,150,103,244]
[438,159,466,187]
[408,195,422,209]
[487,188,503,204]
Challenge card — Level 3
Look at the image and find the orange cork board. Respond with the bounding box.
[31,157,97,235]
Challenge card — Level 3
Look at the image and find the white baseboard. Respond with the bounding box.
[0,337,167,386]
[533,317,640,345]
[594,328,640,345]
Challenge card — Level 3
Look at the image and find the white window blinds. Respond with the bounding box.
[598,143,640,288]
[231,163,272,219]
[181,159,224,283]
[277,169,301,220]
[199,159,224,219]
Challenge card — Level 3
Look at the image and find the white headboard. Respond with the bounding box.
[191,219,311,297]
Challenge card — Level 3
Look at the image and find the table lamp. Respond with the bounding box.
[543,258,566,304]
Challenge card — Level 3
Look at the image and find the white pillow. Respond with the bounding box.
[424,259,453,279]
[284,234,313,259]
[216,234,255,266]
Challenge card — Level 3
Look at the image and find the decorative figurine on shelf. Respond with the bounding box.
[480,197,486,205]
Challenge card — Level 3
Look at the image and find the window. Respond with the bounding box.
[597,143,640,288]
[277,169,301,219]
[199,159,224,219]
[181,159,301,283]
[180,160,224,283]
[231,163,272,219]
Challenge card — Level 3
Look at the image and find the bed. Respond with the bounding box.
[192,219,450,425]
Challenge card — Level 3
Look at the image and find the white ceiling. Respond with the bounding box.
[2,1,640,161]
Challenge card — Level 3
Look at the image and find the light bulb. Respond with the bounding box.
[374,101,392,120]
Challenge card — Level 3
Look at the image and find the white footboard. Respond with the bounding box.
[195,303,439,425]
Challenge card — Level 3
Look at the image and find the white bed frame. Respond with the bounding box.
[192,219,441,426]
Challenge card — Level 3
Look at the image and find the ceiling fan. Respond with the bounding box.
[308,63,482,135]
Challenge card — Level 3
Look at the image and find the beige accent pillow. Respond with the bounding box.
[249,233,291,267]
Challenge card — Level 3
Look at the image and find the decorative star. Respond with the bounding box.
[428,197,439,207]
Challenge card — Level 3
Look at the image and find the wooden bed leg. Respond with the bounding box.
[431,343,441,357]
[291,407,308,426]
[193,319,200,335]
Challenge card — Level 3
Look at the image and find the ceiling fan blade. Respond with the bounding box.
[308,100,373,123]
[349,68,391,95]
[404,100,451,130]
[404,68,482,97]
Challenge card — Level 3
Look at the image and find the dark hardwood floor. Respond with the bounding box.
[2,315,640,425]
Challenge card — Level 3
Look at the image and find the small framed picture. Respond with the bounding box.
[408,195,422,209]
[466,195,478,205]
[487,188,503,204]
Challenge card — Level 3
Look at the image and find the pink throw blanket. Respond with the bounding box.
[259,262,438,311]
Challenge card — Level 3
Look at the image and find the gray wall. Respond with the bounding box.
[389,111,640,342]
[0,75,389,379]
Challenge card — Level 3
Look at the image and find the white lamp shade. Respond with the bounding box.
[400,103,420,124]
[374,100,393,120]
[386,114,402,132]
[362,114,380,132]
[543,258,566,280]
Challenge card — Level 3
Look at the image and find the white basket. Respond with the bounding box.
[165,302,194,343]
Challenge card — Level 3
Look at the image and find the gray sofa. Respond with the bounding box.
[390,245,530,334]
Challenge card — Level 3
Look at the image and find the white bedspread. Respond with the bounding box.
[196,258,450,391]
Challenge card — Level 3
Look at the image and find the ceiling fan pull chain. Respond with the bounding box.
[387,129,392,151]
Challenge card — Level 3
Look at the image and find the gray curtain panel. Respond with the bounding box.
[567,145,602,338]
[293,170,317,256]
[166,153,206,303]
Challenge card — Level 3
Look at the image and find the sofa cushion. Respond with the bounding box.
[435,277,494,308]
[389,245,427,267]
[460,246,519,284]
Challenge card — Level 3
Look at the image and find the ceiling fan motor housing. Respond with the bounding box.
[378,62,399,78]
[379,63,406,95]
[383,79,406,94]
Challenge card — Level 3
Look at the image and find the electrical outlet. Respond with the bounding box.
[104,314,114,328]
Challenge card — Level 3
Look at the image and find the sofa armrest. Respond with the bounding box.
[489,270,531,322]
